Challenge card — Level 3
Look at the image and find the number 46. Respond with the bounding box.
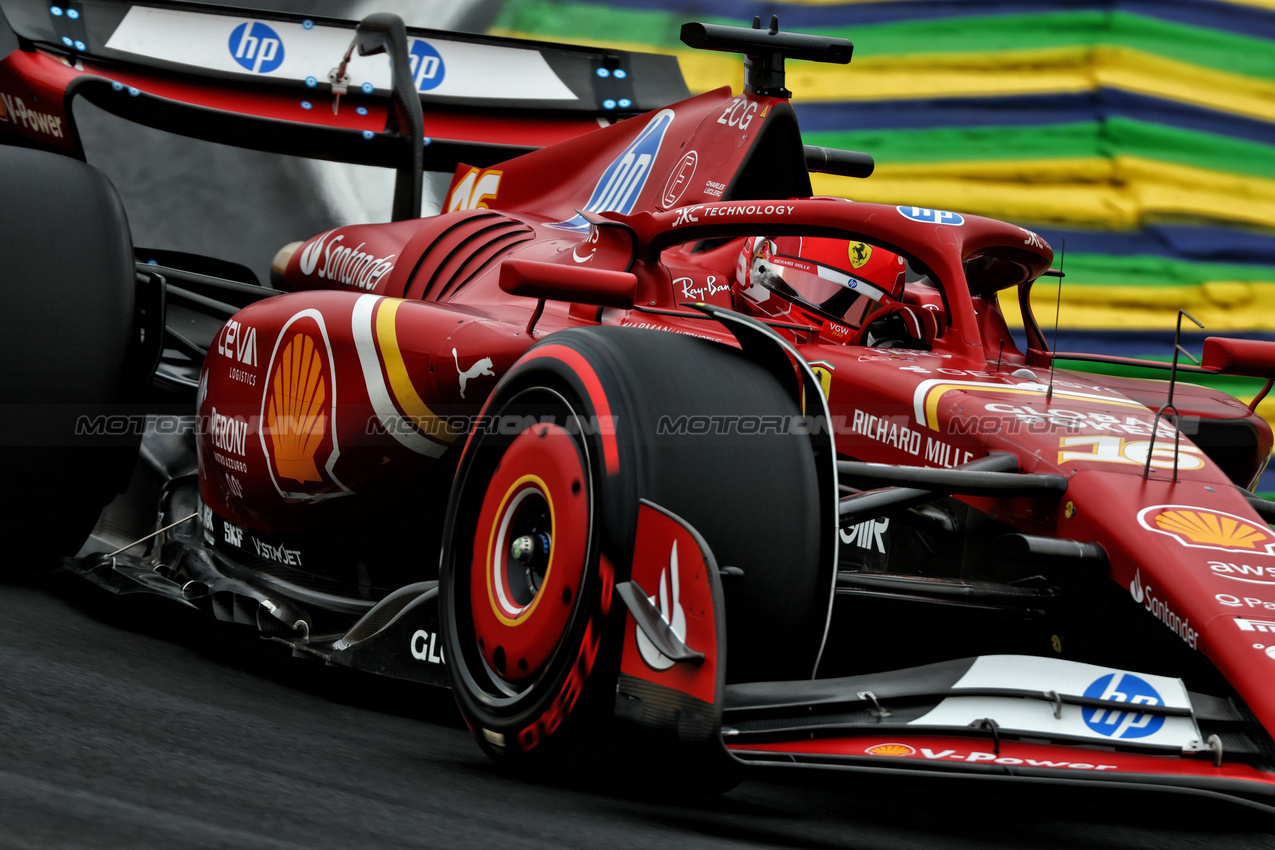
[1058,435,1204,470]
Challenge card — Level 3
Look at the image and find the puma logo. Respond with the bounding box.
[453,348,494,399]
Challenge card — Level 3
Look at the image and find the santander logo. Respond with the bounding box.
[636,541,688,671]
[298,230,333,276]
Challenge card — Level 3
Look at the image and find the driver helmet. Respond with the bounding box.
[741,235,907,334]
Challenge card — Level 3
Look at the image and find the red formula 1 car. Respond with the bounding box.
[6,0,1275,813]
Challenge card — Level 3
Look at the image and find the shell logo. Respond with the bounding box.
[865,743,915,757]
[259,309,351,502]
[1137,505,1275,556]
[267,332,326,483]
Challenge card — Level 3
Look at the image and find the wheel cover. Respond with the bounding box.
[470,423,589,684]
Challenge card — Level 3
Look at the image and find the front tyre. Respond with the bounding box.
[440,327,830,774]
[442,380,614,770]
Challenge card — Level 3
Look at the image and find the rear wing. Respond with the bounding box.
[0,0,689,176]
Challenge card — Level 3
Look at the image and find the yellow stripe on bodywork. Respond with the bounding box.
[375,298,459,441]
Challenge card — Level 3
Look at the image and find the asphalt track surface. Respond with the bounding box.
[5,4,1275,848]
[3,565,1275,850]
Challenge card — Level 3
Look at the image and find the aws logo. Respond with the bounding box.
[259,310,351,501]
[1137,505,1275,556]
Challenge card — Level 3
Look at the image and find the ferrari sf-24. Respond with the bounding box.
[4,0,1275,812]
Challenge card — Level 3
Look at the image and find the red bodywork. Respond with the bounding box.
[7,5,1275,804]
[194,84,1275,753]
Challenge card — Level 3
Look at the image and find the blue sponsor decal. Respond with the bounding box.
[897,206,964,226]
[547,108,675,232]
[1081,673,1165,739]
[229,22,285,74]
[408,40,445,92]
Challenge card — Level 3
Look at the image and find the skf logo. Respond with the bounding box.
[865,743,915,757]
[636,541,688,671]
[446,167,502,213]
[1138,505,1275,555]
[408,40,446,91]
[848,241,872,268]
[228,22,284,74]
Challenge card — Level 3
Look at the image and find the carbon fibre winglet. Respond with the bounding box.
[616,580,704,664]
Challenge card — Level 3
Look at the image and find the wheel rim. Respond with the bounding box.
[469,417,590,689]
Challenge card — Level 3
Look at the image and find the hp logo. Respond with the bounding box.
[229,22,284,74]
[897,206,964,226]
[409,40,445,92]
[1082,673,1165,739]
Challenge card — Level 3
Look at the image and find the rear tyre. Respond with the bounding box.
[0,147,155,562]
[440,327,831,775]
